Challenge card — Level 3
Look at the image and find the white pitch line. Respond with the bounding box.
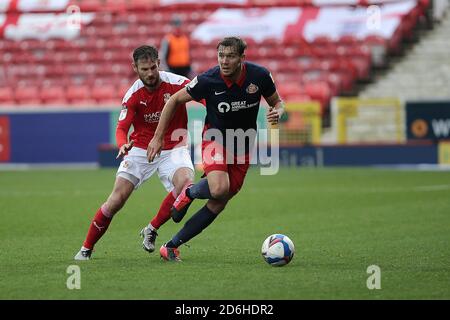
[414,185,450,191]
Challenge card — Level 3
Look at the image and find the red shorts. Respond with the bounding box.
[201,140,250,196]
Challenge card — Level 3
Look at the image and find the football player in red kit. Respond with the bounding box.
[75,45,194,260]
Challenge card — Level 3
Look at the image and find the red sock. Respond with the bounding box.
[83,207,112,250]
[150,191,176,229]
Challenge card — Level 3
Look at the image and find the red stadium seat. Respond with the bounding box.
[278,83,305,101]
[14,86,41,105]
[78,0,102,12]
[66,86,95,106]
[128,0,154,10]
[304,81,331,114]
[91,85,119,105]
[117,79,133,98]
[338,35,359,46]
[40,86,67,105]
[0,87,14,105]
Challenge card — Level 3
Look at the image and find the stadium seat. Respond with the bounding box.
[304,81,331,114]
[278,83,306,100]
[66,86,95,105]
[0,0,425,112]
[14,86,41,105]
[40,86,67,105]
[0,87,14,105]
[91,85,119,105]
[77,0,102,12]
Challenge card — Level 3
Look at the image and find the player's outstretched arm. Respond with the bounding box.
[147,87,193,162]
[264,91,285,126]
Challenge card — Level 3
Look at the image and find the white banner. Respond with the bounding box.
[312,0,359,6]
[0,1,11,13]
[304,0,417,41]
[4,13,95,40]
[192,8,302,42]
[17,0,70,12]
[160,0,246,5]
[0,0,70,12]
[191,1,418,43]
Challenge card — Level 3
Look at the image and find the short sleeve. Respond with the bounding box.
[260,68,277,98]
[185,75,207,101]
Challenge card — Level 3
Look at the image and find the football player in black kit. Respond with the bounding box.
[147,36,284,261]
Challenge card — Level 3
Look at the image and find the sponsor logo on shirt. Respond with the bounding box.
[218,102,231,113]
[217,101,259,113]
[144,112,161,123]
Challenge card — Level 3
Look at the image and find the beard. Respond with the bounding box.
[140,75,159,89]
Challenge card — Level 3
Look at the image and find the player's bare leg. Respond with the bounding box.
[142,167,194,252]
[204,171,229,200]
[75,177,134,260]
[172,167,195,195]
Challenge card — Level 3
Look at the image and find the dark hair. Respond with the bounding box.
[133,45,159,63]
[216,37,247,55]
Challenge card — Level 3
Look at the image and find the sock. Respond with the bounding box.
[83,205,113,250]
[166,205,217,248]
[187,178,212,199]
[150,191,176,229]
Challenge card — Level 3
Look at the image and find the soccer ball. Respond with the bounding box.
[261,234,295,266]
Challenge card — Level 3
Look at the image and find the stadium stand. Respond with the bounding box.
[360,3,450,100]
[0,0,435,117]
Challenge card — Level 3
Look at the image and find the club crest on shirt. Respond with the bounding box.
[246,83,259,94]
[163,93,171,104]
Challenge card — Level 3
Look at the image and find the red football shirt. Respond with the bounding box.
[116,71,189,151]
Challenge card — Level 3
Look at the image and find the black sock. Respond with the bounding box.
[186,178,212,199]
[167,205,217,248]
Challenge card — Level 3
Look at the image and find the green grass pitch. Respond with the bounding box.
[0,167,449,299]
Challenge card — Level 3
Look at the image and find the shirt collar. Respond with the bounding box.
[220,63,247,88]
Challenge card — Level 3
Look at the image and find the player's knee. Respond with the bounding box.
[172,168,194,196]
[209,182,229,200]
[174,177,193,196]
[107,192,128,213]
